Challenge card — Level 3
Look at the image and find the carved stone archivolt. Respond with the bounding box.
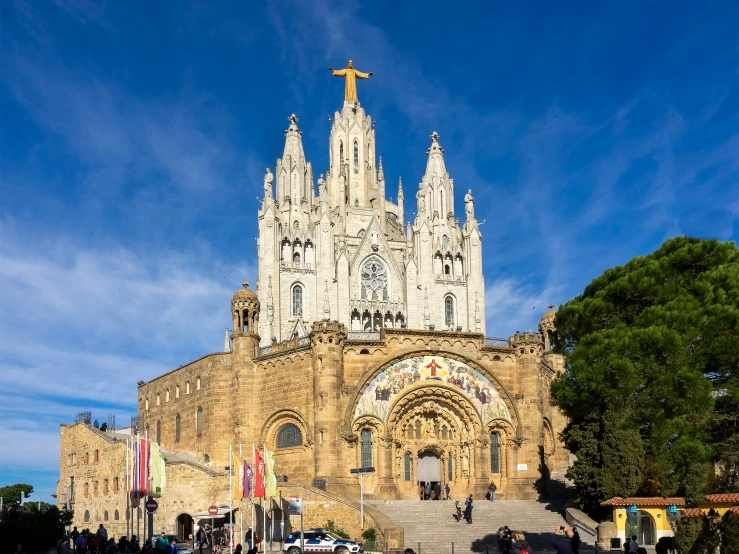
[259,408,312,449]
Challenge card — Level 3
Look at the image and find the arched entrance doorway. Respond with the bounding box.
[626,511,655,546]
[176,513,194,542]
[417,451,441,498]
[386,384,483,499]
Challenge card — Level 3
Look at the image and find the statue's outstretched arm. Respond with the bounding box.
[355,70,373,79]
[331,68,347,76]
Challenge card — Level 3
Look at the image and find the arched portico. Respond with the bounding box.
[347,353,518,499]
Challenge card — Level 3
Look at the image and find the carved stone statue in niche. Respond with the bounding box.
[461,444,470,478]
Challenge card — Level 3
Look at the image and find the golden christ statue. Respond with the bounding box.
[328,60,373,103]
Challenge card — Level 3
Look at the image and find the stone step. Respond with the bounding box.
[366,500,593,554]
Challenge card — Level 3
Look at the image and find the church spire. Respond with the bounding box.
[397,176,405,226]
[378,156,385,182]
[424,131,447,182]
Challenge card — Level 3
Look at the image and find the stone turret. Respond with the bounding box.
[231,280,260,356]
[310,320,347,485]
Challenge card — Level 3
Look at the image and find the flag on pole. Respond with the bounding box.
[131,437,151,504]
[244,461,252,498]
[233,450,244,501]
[151,441,166,498]
[264,449,277,498]
[254,450,265,498]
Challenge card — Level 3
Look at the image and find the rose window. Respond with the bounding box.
[361,259,388,300]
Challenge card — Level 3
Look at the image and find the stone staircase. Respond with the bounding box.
[367,499,594,554]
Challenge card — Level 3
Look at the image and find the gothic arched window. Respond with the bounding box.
[339,141,344,162]
[353,140,359,174]
[445,295,455,327]
[361,429,372,468]
[448,452,454,480]
[490,433,500,473]
[175,414,181,443]
[360,258,388,302]
[293,251,301,263]
[156,420,161,444]
[404,452,411,481]
[84,510,90,522]
[277,423,303,449]
[292,284,303,317]
[196,407,203,436]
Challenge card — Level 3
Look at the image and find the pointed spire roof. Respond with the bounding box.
[424,131,447,182]
[282,114,305,165]
[378,156,385,181]
[398,176,404,198]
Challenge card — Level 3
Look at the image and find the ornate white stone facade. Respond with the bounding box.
[257,102,485,345]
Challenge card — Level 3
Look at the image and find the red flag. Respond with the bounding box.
[138,438,151,497]
[254,450,265,498]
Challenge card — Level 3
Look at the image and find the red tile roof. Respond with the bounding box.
[704,493,739,503]
[683,508,703,518]
[730,506,739,515]
[601,497,685,507]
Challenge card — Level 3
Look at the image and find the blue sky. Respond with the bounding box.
[1,0,737,502]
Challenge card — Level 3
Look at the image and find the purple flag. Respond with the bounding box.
[244,461,252,498]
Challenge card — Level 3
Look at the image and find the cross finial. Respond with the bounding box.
[430,131,440,142]
[288,114,299,125]
[548,302,554,310]
[242,280,249,289]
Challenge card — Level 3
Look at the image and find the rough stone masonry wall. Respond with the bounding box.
[58,424,130,539]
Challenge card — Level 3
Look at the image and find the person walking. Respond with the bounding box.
[464,494,473,524]
[510,532,530,554]
[419,484,424,500]
[129,536,141,553]
[75,533,87,554]
[629,535,639,554]
[198,527,208,554]
[155,532,169,553]
[453,501,462,524]
[623,538,630,554]
[444,483,450,500]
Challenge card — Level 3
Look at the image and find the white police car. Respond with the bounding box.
[283,528,363,554]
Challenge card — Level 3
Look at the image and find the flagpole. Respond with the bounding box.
[251,443,255,547]
[126,438,130,540]
[229,444,234,554]
[239,443,244,549]
[263,443,267,554]
[136,431,140,543]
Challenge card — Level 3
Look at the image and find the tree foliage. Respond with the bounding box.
[0,483,34,504]
[551,237,739,516]
[0,501,70,552]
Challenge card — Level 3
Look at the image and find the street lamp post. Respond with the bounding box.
[349,467,375,530]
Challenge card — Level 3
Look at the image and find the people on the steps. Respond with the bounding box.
[551,526,574,554]
[453,500,463,523]
[464,494,473,523]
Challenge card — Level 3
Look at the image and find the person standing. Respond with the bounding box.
[629,535,639,554]
[445,483,450,500]
[154,532,169,553]
[571,528,580,554]
[623,538,630,554]
[424,483,431,500]
[551,527,573,554]
[454,501,462,524]
[197,527,208,554]
[464,495,474,524]
[489,481,497,502]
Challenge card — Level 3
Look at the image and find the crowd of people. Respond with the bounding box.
[70,524,143,553]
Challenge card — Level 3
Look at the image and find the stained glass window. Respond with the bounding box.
[361,429,372,468]
[445,296,454,326]
[361,258,388,302]
[448,453,453,481]
[404,452,411,481]
[354,141,359,174]
[277,423,302,448]
[490,433,500,473]
[292,285,303,316]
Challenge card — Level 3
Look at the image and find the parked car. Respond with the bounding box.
[283,529,363,554]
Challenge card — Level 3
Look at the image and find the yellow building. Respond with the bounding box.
[602,493,739,545]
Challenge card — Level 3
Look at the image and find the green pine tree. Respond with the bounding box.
[551,237,739,516]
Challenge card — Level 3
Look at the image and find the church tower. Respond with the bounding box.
[256,64,486,346]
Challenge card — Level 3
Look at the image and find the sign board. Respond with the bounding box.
[666,505,678,514]
[350,467,375,474]
[626,505,638,514]
[288,496,303,516]
[517,464,528,471]
[145,499,158,513]
[208,505,219,516]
